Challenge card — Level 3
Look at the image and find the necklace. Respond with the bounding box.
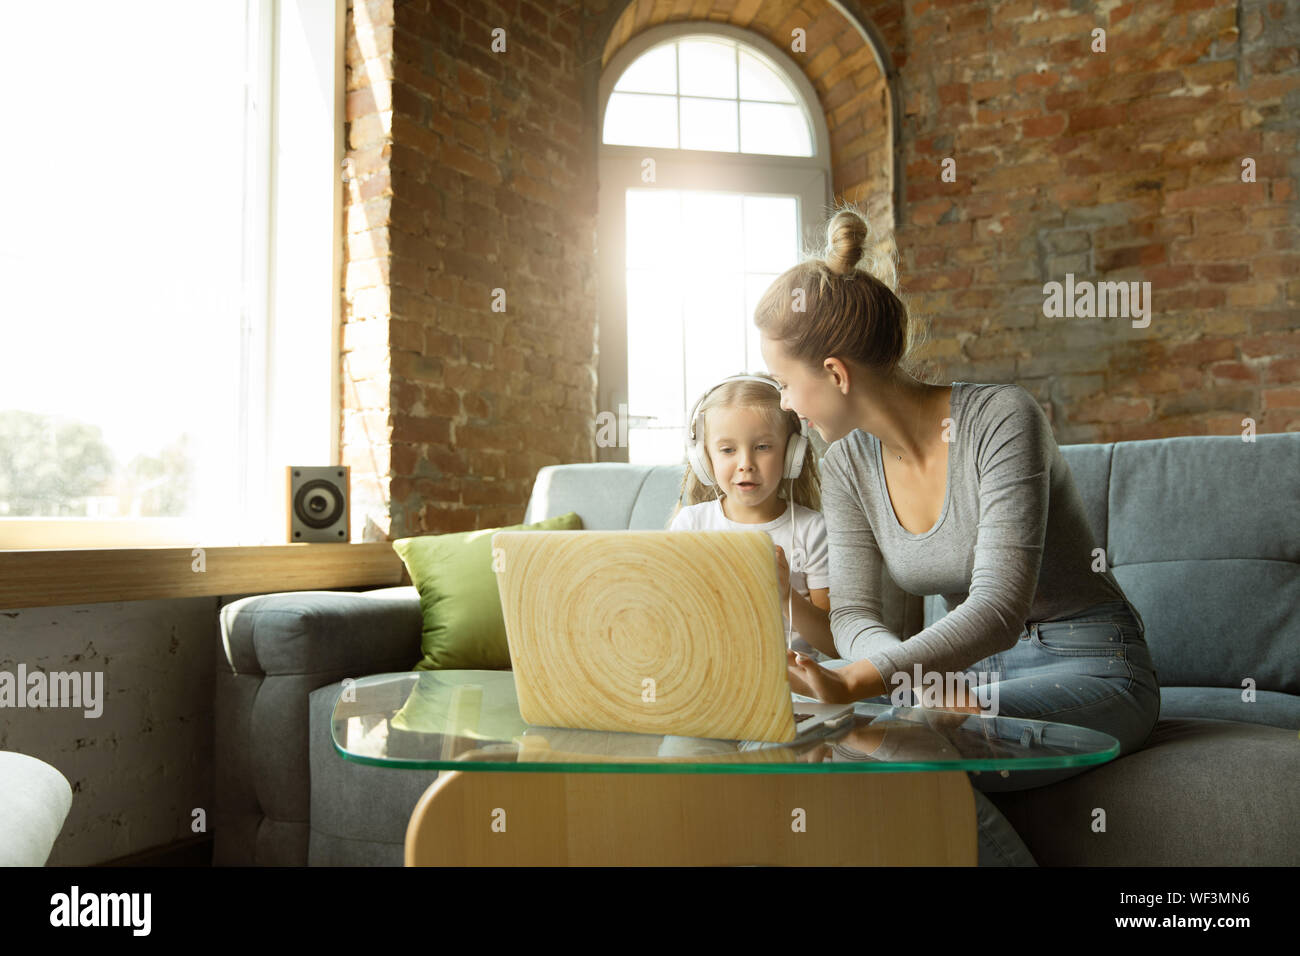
[887,385,947,461]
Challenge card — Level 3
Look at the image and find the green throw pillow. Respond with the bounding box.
[392,511,582,670]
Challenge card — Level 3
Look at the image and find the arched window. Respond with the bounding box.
[597,23,832,465]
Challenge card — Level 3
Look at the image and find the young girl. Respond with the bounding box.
[666,373,835,662]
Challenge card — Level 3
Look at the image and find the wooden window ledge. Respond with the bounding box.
[0,544,409,610]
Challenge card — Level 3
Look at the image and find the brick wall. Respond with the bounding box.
[897,0,1299,441]
[343,0,1298,541]
[344,0,599,540]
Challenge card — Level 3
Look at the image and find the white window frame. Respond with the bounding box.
[597,23,833,464]
[1,0,345,550]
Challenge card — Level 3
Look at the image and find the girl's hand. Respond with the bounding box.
[774,545,791,603]
[786,650,857,704]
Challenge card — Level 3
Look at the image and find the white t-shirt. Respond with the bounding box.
[669,497,831,661]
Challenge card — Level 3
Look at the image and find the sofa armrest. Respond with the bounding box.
[219,586,422,678]
[214,586,422,865]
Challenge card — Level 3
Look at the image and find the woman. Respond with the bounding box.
[755,206,1161,866]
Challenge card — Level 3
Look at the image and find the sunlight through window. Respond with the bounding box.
[604,36,814,158]
[624,191,797,464]
[0,1,245,536]
[599,27,829,467]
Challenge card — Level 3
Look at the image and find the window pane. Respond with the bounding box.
[613,42,677,94]
[680,96,738,152]
[746,273,780,371]
[680,192,743,274]
[744,196,798,274]
[626,268,685,436]
[0,0,244,527]
[740,102,812,156]
[681,270,746,412]
[629,426,686,467]
[623,188,801,467]
[739,50,796,103]
[604,91,678,148]
[625,189,681,270]
[678,38,736,98]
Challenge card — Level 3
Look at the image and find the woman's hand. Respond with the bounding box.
[786,650,858,704]
[774,545,791,603]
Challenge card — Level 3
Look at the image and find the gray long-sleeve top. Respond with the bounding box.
[820,381,1135,682]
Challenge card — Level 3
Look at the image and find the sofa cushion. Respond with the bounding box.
[1104,434,1300,694]
[988,717,1300,865]
[1156,686,1300,730]
[393,511,582,671]
[523,463,679,529]
[1115,561,1299,693]
[1056,441,1114,557]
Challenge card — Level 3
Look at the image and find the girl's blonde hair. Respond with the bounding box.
[667,372,822,527]
[752,201,935,383]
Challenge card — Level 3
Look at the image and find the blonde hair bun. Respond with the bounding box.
[825,208,869,276]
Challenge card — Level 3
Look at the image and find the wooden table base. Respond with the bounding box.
[405,770,977,866]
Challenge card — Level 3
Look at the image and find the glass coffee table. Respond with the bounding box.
[331,670,1120,866]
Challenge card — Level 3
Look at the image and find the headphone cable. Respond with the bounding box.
[788,476,796,652]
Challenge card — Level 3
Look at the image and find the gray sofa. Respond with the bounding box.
[215,432,1300,866]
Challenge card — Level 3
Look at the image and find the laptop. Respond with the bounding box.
[491,529,855,743]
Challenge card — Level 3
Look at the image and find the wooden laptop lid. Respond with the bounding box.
[492,530,798,742]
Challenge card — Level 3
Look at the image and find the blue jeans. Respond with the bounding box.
[824,600,1161,866]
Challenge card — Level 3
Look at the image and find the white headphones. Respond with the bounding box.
[685,374,809,488]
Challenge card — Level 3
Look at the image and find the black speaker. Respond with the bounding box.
[287,466,350,543]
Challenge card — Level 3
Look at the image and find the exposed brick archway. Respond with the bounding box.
[590,0,903,261]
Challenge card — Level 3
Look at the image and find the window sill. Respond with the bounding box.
[0,543,408,610]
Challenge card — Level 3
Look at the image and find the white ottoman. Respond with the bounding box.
[0,752,73,866]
